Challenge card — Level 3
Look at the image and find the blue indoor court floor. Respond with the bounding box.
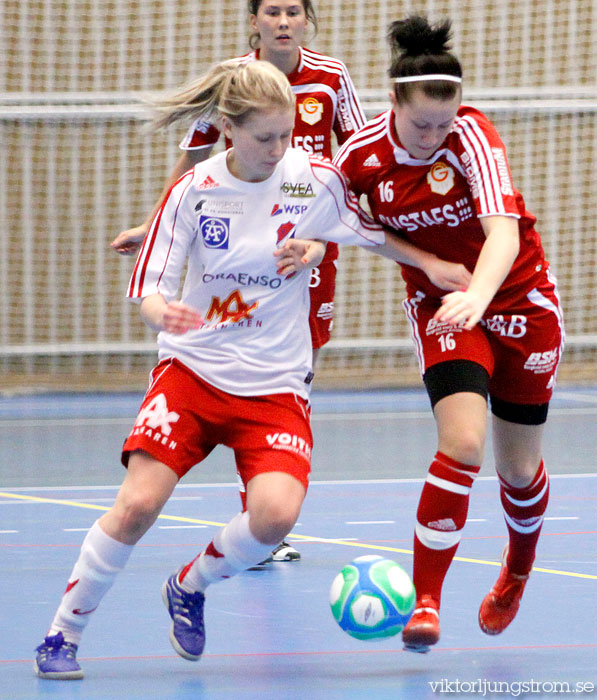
[0,387,596,699]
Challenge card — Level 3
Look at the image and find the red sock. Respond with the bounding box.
[413,451,480,607]
[499,460,549,575]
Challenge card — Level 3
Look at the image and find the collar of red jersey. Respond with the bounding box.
[254,46,304,73]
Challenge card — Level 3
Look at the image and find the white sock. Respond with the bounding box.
[48,521,134,645]
[179,511,272,593]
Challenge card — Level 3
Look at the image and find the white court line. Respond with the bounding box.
[346,520,395,525]
[544,516,579,521]
[0,529,18,533]
[158,525,208,529]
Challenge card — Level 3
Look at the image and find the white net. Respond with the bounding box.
[1,0,596,392]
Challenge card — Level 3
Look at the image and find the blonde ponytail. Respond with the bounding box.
[151,60,295,130]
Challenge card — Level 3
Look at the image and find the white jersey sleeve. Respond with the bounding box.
[295,158,385,247]
[127,171,198,302]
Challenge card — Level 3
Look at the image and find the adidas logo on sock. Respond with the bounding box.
[363,153,381,167]
[427,518,457,531]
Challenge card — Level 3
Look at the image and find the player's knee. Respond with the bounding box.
[497,458,543,488]
[250,499,300,545]
[439,427,485,466]
[112,492,162,540]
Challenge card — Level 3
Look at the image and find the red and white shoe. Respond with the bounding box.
[402,595,440,653]
[478,546,529,635]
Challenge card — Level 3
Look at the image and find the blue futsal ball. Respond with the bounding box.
[329,555,416,640]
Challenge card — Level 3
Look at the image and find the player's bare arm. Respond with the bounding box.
[140,294,203,335]
[373,229,472,292]
[274,238,326,277]
[434,215,520,329]
[111,148,211,255]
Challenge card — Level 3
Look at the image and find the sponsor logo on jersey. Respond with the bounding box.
[316,302,334,320]
[524,348,559,374]
[292,134,326,154]
[276,221,297,246]
[202,272,282,289]
[426,318,466,335]
[281,181,316,198]
[482,314,528,338]
[198,199,244,216]
[265,432,311,461]
[427,161,455,195]
[197,175,219,190]
[298,97,323,125]
[336,90,353,132]
[363,153,381,167]
[378,199,474,233]
[271,203,309,216]
[132,393,180,450]
[459,151,480,200]
[200,216,230,249]
[206,290,258,324]
[491,147,514,196]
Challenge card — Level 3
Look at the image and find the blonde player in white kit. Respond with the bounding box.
[34,60,471,679]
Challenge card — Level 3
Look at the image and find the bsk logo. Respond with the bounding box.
[200,215,230,249]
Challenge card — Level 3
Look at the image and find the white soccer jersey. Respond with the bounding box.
[128,148,384,399]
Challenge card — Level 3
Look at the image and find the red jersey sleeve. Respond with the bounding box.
[179,117,220,151]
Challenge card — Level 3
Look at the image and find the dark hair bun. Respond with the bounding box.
[388,15,452,56]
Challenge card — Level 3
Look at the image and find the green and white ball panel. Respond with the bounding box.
[329,555,416,641]
[369,558,416,615]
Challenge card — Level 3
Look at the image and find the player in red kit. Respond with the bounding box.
[111,0,366,564]
[334,15,564,653]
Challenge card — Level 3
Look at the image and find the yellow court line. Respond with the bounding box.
[2,491,596,581]
[0,491,227,528]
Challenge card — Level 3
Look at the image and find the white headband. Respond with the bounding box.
[393,74,462,84]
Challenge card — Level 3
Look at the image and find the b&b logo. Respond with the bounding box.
[200,216,230,249]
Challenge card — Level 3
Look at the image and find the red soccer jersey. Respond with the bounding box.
[180,47,366,264]
[334,105,547,310]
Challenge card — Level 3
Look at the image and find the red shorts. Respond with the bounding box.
[122,359,312,489]
[308,259,337,349]
[403,273,565,405]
